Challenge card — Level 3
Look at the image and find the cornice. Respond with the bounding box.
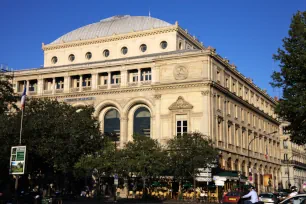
[212,81,280,125]
[42,25,178,51]
[209,51,277,105]
[29,81,210,100]
[177,26,205,50]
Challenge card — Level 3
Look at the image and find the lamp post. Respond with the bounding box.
[247,131,277,187]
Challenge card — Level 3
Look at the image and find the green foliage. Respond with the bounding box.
[167,132,218,180]
[0,72,18,114]
[118,135,166,179]
[271,11,306,144]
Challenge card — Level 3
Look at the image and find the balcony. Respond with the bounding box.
[98,85,108,90]
[82,86,91,91]
[55,89,64,94]
[111,84,120,89]
[28,91,37,95]
[43,90,52,95]
[128,82,138,87]
[281,160,306,169]
[71,88,79,92]
[141,80,152,86]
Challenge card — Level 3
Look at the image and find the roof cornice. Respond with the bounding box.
[176,26,205,50]
[42,25,178,51]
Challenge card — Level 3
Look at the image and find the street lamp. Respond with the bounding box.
[247,131,277,187]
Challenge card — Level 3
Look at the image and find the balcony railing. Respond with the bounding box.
[28,91,37,95]
[70,87,79,92]
[111,84,120,88]
[55,89,64,93]
[43,90,52,94]
[281,160,306,168]
[98,85,108,89]
[128,82,138,87]
[141,80,152,85]
[82,86,91,91]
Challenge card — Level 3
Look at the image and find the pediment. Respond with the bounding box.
[169,96,193,110]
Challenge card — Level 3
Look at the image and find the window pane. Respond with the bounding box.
[183,127,187,133]
[177,127,181,134]
[177,121,181,126]
[183,120,187,126]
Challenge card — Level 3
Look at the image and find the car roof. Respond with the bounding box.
[280,194,306,203]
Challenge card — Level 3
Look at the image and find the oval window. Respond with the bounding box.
[160,41,168,49]
[51,56,58,64]
[121,47,128,55]
[85,52,92,60]
[103,49,110,57]
[140,44,147,52]
[68,54,75,62]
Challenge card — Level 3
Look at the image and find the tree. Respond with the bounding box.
[118,135,166,193]
[271,11,306,144]
[166,132,218,193]
[0,71,18,115]
[0,98,103,191]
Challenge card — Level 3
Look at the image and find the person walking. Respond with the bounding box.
[242,186,258,204]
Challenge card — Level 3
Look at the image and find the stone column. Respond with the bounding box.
[26,80,29,92]
[79,75,83,92]
[121,69,127,88]
[108,72,111,89]
[64,76,70,93]
[37,78,43,95]
[91,73,98,91]
[52,78,55,94]
[152,66,160,84]
[120,116,128,147]
[138,69,141,85]
[154,94,161,140]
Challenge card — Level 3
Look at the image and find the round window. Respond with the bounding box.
[85,52,92,60]
[103,49,110,57]
[140,44,147,52]
[160,41,168,49]
[121,47,128,55]
[51,56,58,64]
[68,54,75,62]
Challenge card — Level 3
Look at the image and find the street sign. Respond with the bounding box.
[199,172,212,177]
[196,177,212,182]
[114,178,118,185]
[9,146,26,175]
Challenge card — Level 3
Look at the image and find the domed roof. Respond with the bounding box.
[51,15,172,44]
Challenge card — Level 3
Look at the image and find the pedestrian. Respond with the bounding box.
[288,186,298,198]
[241,186,258,204]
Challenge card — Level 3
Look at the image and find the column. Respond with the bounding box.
[91,73,98,90]
[138,69,141,84]
[108,72,111,89]
[26,80,29,92]
[120,116,128,147]
[154,94,161,140]
[37,78,43,95]
[79,75,83,92]
[64,76,70,93]
[121,69,127,87]
[52,78,55,94]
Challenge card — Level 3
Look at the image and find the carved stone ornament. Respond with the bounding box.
[169,96,193,110]
[173,66,188,80]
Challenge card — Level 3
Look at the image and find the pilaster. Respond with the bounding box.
[120,117,128,148]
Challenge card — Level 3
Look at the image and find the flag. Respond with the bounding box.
[264,145,268,159]
[20,83,27,109]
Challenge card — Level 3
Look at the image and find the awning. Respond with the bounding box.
[215,171,247,182]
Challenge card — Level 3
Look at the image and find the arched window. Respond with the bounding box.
[133,107,150,137]
[104,109,120,140]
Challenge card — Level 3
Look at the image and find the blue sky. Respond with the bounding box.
[0,0,305,97]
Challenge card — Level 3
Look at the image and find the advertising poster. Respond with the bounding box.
[9,146,26,175]
[263,174,272,187]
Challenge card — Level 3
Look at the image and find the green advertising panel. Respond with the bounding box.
[9,146,26,175]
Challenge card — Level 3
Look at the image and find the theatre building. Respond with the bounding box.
[13,15,281,192]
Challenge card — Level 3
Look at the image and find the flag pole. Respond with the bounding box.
[19,108,24,145]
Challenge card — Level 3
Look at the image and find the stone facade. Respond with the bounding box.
[13,15,281,193]
[280,122,306,189]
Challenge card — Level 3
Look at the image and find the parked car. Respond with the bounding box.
[222,192,245,204]
[280,194,306,204]
[275,192,289,202]
[259,193,278,204]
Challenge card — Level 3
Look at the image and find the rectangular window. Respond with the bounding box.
[284,154,288,160]
[111,72,121,84]
[141,68,152,81]
[235,105,238,118]
[216,70,221,82]
[228,125,231,144]
[227,101,231,115]
[217,95,221,110]
[283,140,288,149]
[176,115,188,136]
[225,77,229,89]
[241,108,244,121]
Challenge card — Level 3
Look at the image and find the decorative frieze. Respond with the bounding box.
[169,96,193,110]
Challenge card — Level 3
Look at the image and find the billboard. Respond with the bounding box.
[263,174,272,187]
[9,146,26,175]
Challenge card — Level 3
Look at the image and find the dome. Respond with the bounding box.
[50,15,172,44]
